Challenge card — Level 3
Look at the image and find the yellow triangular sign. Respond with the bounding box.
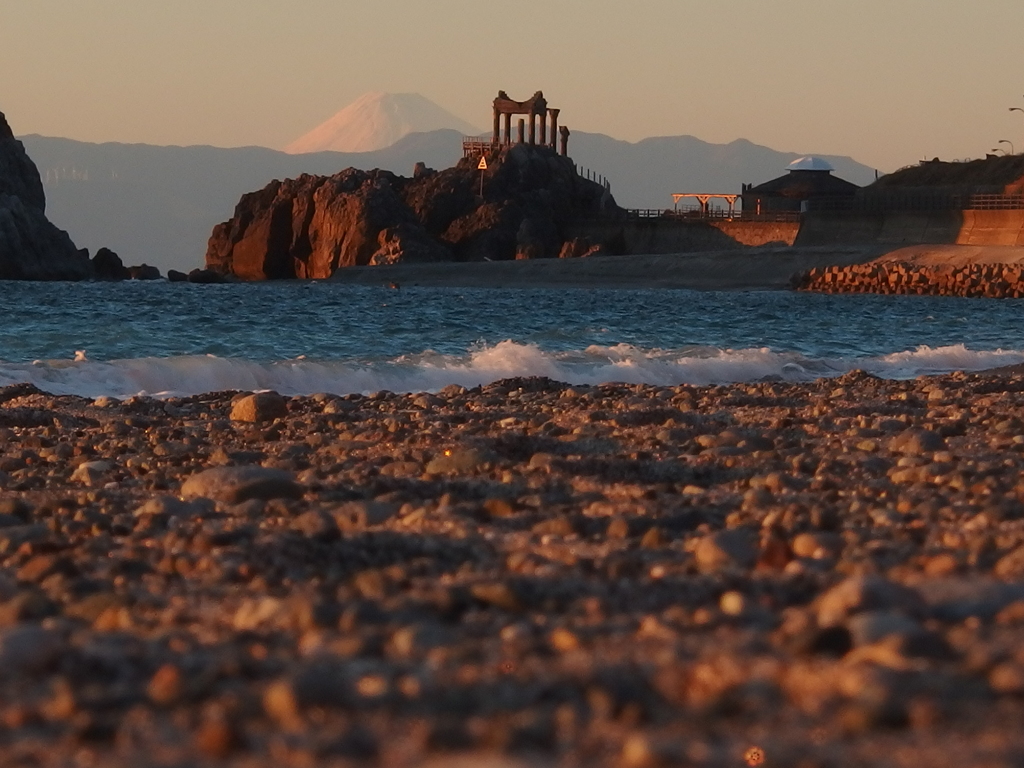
[478,156,488,170]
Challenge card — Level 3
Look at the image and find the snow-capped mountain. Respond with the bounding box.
[284,92,482,154]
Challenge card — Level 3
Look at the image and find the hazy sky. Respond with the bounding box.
[3,0,1024,171]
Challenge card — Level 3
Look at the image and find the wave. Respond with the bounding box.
[0,342,1021,399]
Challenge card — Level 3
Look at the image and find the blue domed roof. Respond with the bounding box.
[787,156,835,172]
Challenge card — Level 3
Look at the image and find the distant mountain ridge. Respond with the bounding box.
[21,130,877,274]
[285,92,481,154]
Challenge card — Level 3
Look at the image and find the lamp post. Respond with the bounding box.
[1000,139,1015,155]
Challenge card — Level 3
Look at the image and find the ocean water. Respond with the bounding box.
[1,281,1024,398]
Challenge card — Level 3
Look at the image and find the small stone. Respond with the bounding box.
[889,428,946,456]
[792,532,841,559]
[994,546,1024,578]
[133,495,207,519]
[0,525,50,555]
[695,529,758,572]
[719,591,746,616]
[640,526,664,548]
[147,663,184,705]
[263,679,301,727]
[71,460,112,486]
[355,675,388,699]
[65,593,122,624]
[331,500,399,530]
[816,575,925,627]
[482,498,515,518]
[0,624,64,675]
[195,714,236,759]
[233,597,284,631]
[0,498,31,521]
[995,601,1024,625]
[846,611,922,647]
[180,465,303,503]
[923,553,959,576]
[230,391,288,423]
[989,662,1024,695]
[527,453,556,471]
[470,583,522,612]
[606,518,630,539]
[292,510,339,541]
[549,627,580,652]
[425,447,493,474]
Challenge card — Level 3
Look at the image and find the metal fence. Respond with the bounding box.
[806,192,1024,213]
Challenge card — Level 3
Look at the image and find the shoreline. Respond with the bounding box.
[329,245,890,290]
[3,372,1024,765]
[328,244,1024,291]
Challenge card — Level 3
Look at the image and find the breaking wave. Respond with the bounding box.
[0,341,1021,399]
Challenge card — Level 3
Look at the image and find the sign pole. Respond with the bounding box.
[477,155,488,199]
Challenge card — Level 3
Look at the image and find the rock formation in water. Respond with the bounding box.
[206,144,617,280]
[0,110,92,280]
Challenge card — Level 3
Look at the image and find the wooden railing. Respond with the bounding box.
[462,138,497,157]
[574,209,801,223]
[623,209,801,222]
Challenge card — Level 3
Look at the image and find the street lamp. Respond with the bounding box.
[1000,139,1015,154]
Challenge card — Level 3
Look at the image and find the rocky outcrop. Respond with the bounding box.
[92,247,131,280]
[0,110,92,280]
[206,145,617,280]
[90,246,162,281]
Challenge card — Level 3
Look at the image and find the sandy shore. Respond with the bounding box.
[2,374,1024,766]
[329,244,1024,291]
[329,246,889,290]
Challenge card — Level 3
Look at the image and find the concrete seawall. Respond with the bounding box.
[957,210,1024,246]
[798,209,1024,248]
[567,218,799,255]
[796,210,964,246]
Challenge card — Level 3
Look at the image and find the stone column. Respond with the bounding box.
[492,107,500,144]
[539,111,548,147]
[528,113,537,145]
[503,113,512,146]
[559,126,570,157]
[548,109,560,149]
[518,119,526,145]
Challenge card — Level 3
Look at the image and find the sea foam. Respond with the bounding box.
[0,341,1020,399]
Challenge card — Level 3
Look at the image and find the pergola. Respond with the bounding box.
[671,193,739,216]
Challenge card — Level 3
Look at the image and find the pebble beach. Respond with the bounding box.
[2,372,1024,767]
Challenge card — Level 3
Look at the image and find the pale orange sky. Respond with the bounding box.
[3,0,1024,171]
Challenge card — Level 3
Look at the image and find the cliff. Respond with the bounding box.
[206,144,617,280]
[0,110,91,280]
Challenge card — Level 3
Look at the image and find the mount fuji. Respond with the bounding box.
[284,92,482,154]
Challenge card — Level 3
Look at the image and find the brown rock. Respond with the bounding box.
[180,465,303,503]
[889,429,946,455]
[0,624,64,675]
[230,391,288,422]
[695,529,758,572]
[147,664,184,705]
[816,575,925,627]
